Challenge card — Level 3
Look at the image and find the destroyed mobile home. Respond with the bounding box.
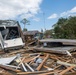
[0,20,25,50]
[34,39,76,55]
[0,20,76,75]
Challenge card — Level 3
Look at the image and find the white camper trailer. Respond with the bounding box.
[0,20,25,51]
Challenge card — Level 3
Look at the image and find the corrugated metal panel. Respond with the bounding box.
[40,39,76,45]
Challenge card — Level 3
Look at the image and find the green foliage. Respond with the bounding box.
[53,16,76,39]
[44,29,53,38]
[23,28,28,31]
[21,18,30,29]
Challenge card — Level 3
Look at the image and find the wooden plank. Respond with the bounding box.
[57,61,76,67]
[17,70,52,75]
[54,60,71,69]
[43,65,54,71]
[36,54,49,71]
[37,70,63,75]
[0,71,13,75]
[0,64,21,73]
[63,72,76,75]
[25,63,34,72]
[28,55,40,65]
[34,47,76,54]
[27,40,36,46]
[8,48,34,55]
[59,66,75,75]
[37,72,55,75]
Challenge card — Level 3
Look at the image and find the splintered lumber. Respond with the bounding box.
[8,48,34,55]
[57,61,76,67]
[36,54,49,71]
[18,56,30,66]
[37,71,61,75]
[54,60,71,70]
[18,55,40,72]
[18,57,27,72]
[30,54,40,61]
[28,55,40,64]
[34,47,76,54]
[37,70,63,75]
[25,63,34,72]
[37,72,55,75]
[27,40,36,46]
[59,66,75,75]
[0,64,21,73]
[4,64,20,69]
[66,51,72,56]
[63,72,76,75]
[43,65,54,71]
[29,53,41,56]
[0,51,4,54]
[21,57,34,63]
[50,55,59,60]
[17,70,52,75]
[0,71,13,75]
[8,49,26,55]
[21,62,27,72]
[57,61,75,73]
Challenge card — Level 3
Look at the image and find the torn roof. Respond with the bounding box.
[0,20,18,27]
[23,30,40,36]
[40,39,76,43]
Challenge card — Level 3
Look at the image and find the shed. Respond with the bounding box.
[23,30,43,43]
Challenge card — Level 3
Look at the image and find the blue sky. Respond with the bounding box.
[0,0,76,31]
[25,0,76,31]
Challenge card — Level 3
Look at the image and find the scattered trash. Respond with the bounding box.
[35,58,43,64]
[0,56,16,65]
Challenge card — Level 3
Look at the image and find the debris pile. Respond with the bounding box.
[0,48,76,75]
[35,39,76,55]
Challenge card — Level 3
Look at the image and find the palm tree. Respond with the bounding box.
[21,18,30,30]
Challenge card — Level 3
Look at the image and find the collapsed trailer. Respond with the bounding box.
[0,20,25,51]
[34,39,76,55]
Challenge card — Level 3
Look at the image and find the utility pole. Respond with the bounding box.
[43,12,46,31]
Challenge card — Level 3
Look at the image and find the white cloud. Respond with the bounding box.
[70,7,76,13]
[0,0,42,19]
[33,17,40,21]
[60,6,76,17]
[68,14,76,17]
[60,12,68,17]
[47,13,58,19]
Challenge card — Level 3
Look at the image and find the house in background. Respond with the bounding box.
[23,30,43,44]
